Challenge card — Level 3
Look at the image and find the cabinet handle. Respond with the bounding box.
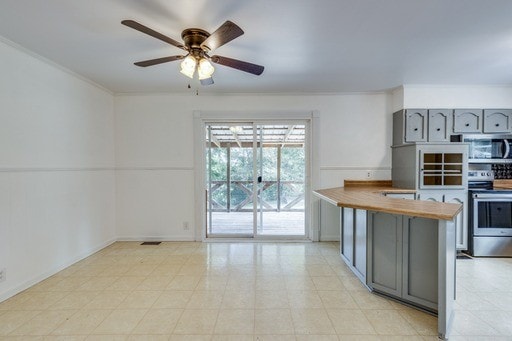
[436,128,441,131]
[496,123,500,127]
[465,123,470,127]
[414,128,418,131]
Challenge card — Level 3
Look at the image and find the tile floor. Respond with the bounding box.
[0,241,511,340]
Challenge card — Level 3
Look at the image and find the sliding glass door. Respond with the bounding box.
[206,122,306,238]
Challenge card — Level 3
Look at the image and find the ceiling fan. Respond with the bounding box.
[121,19,264,86]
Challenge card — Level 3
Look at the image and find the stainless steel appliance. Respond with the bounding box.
[468,168,512,256]
[452,134,512,163]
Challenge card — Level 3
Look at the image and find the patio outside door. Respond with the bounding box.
[205,122,306,238]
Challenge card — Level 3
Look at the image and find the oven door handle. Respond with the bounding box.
[504,139,510,159]
[473,193,512,199]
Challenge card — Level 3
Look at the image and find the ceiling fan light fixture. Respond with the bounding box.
[198,58,215,80]
[180,55,197,78]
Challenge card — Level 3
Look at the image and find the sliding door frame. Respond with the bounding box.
[194,110,320,241]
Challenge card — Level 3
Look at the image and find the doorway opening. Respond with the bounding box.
[205,122,307,238]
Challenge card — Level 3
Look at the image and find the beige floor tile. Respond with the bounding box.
[92,309,147,334]
[337,336,381,341]
[77,277,119,291]
[178,265,207,276]
[291,308,336,335]
[173,309,219,335]
[253,335,296,341]
[211,335,252,341]
[10,310,77,336]
[363,310,418,336]
[296,335,339,341]
[0,310,41,335]
[306,264,337,277]
[255,276,287,291]
[124,264,158,277]
[0,293,31,311]
[167,275,202,290]
[117,290,162,309]
[451,311,500,336]
[126,335,169,341]
[471,310,512,335]
[13,292,68,310]
[397,307,438,336]
[339,276,369,292]
[311,276,345,291]
[152,290,193,309]
[326,309,376,335]
[225,276,255,291]
[350,291,395,310]
[84,336,128,341]
[186,291,224,309]
[254,309,294,335]
[287,290,324,308]
[284,276,317,291]
[97,264,133,276]
[83,291,130,310]
[213,309,254,334]
[221,290,255,309]
[255,290,289,309]
[168,335,212,341]
[131,308,183,334]
[318,290,359,309]
[105,276,146,291]
[136,276,174,290]
[195,276,228,291]
[48,291,100,310]
[51,309,111,335]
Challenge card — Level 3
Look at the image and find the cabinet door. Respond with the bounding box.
[405,109,427,142]
[444,191,468,250]
[483,109,512,133]
[402,217,439,311]
[354,209,367,281]
[341,208,354,264]
[416,190,444,202]
[428,109,452,142]
[367,212,402,297]
[453,109,483,133]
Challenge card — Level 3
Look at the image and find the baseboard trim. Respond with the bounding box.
[116,236,196,242]
[0,238,116,303]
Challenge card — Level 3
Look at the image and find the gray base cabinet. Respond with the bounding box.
[417,190,468,250]
[341,208,367,283]
[368,211,439,312]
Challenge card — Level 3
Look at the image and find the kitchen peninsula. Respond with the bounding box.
[314,180,462,340]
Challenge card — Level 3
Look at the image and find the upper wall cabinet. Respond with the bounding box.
[453,109,483,133]
[393,109,427,145]
[428,109,452,142]
[483,109,512,133]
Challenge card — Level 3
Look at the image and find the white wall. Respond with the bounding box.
[0,39,116,301]
[114,92,393,241]
[402,85,512,108]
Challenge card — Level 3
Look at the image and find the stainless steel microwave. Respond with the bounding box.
[452,134,512,163]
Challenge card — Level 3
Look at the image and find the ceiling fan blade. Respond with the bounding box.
[200,21,244,52]
[134,55,184,67]
[211,55,264,75]
[200,77,214,86]
[122,20,186,50]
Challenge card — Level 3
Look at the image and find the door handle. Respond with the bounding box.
[257,176,262,183]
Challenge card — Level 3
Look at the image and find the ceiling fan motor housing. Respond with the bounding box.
[181,28,210,50]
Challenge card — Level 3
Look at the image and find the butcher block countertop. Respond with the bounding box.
[313,180,462,221]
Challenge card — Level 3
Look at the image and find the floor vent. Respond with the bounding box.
[140,242,162,246]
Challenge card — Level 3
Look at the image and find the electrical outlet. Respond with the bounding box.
[366,171,372,178]
[183,221,189,230]
[0,268,6,283]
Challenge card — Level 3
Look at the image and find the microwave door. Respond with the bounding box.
[504,139,511,159]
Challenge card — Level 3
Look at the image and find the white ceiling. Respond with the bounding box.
[1,0,512,94]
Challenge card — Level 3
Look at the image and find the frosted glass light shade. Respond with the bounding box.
[197,58,215,79]
[180,55,197,78]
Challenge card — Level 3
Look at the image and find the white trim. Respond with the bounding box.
[320,166,391,171]
[116,236,196,242]
[0,238,116,303]
[115,167,194,171]
[115,91,390,97]
[0,35,113,95]
[0,167,115,173]
[194,111,316,242]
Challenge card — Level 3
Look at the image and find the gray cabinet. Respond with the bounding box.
[368,212,439,310]
[341,208,367,282]
[483,109,512,133]
[428,109,452,142]
[417,190,468,250]
[341,207,354,264]
[393,109,427,145]
[453,109,483,133]
[367,212,402,297]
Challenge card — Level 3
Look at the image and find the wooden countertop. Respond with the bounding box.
[313,184,462,221]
